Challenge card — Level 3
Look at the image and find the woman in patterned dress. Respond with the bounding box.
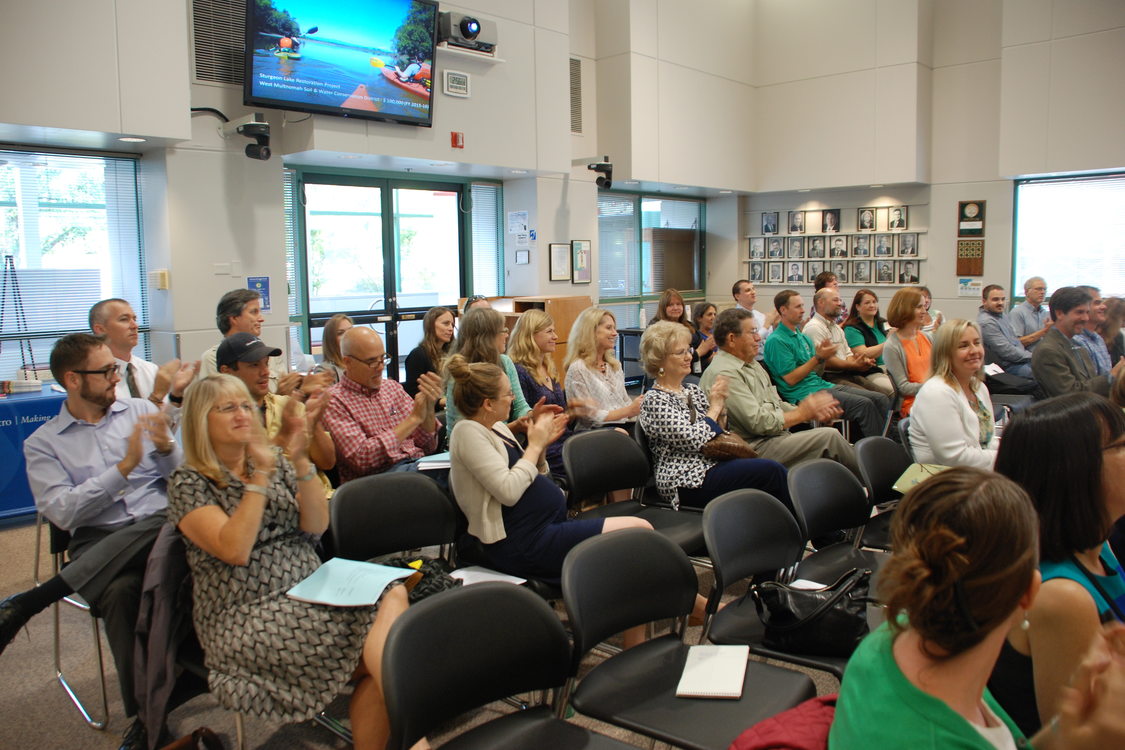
[564,307,642,431]
[638,322,790,511]
[168,374,412,750]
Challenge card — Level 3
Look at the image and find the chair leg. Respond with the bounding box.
[235,712,245,750]
[52,599,109,730]
[313,710,354,745]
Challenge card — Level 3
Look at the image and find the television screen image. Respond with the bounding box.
[244,0,439,127]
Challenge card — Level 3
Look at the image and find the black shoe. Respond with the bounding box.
[119,718,149,750]
[0,595,31,656]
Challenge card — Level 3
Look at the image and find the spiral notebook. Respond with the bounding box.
[675,645,750,699]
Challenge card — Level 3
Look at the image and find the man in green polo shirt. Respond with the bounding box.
[762,290,890,439]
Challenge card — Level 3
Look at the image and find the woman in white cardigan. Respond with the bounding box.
[447,354,650,584]
[909,319,999,469]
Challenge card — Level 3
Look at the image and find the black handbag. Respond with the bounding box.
[751,567,873,657]
[375,555,462,604]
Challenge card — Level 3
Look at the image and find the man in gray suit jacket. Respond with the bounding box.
[1031,286,1122,398]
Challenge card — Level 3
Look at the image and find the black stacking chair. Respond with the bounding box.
[560,529,816,750]
[854,436,912,550]
[787,459,886,584]
[898,415,914,461]
[382,583,635,750]
[562,429,706,557]
[701,489,849,679]
[33,515,109,730]
[329,472,456,562]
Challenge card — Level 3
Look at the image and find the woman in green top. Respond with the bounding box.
[831,466,1125,750]
[842,289,887,366]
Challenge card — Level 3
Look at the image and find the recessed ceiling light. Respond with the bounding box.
[338,154,362,160]
[719,190,732,194]
[117,137,146,143]
[624,181,639,185]
[797,189,811,193]
[869,184,884,188]
[509,169,527,175]
[429,161,454,167]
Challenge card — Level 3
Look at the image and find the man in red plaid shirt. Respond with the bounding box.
[322,327,443,483]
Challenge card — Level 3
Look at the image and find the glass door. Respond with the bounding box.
[300,176,463,381]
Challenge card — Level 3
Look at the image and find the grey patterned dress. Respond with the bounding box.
[167,456,374,723]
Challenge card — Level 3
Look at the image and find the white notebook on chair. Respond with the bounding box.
[675,645,750,699]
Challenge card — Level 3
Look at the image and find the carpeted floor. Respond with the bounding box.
[0,518,838,749]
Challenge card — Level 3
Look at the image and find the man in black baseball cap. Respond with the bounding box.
[217,332,337,487]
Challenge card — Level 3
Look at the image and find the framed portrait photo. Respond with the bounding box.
[958,200,985,237]
[788,210,805,234]
[897,259,921,284]
[806,236,826,258]
[786,261,805,283]
[852,259,871,284]
[807,260,825,279]
[828,236,849,258]
[897,233,919,257]
[786,236,805,258]
[761,212,779,235]
[873,234,894,257]
[829,260,848,284]
[856,207,878,232]
[570,240,592,284]
[749,237,765,259]
[766,237,784,258]
[548,243,571,281]
[749,261,765,282]
[822,209,841,234]
[767,261,784,284]
[850,235,870,257]
[875,260,894,284]
[888,205,908,230]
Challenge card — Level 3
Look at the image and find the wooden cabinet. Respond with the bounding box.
[504,295,592,373]
[643,228,699,291]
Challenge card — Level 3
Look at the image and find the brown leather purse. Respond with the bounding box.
[701,430,758,460]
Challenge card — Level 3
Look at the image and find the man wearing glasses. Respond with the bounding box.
[3,333,180,750]
[322,326,443,482]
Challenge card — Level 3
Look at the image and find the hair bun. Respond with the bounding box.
[445,353,470,381]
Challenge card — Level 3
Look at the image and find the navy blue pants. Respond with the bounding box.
[677,458,792,513]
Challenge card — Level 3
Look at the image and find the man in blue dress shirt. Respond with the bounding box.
[1,333,180,750]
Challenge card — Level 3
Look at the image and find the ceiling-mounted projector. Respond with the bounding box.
[438,11,497,55]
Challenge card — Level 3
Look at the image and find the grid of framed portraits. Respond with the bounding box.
[760,206,909,235]
[750,232,921,260]
[748,259,923,286]
[747,231,924,285]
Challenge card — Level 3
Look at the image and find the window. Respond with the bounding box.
[1014,174,1125,297]
[284,171,504,374]
[596,193,703,327]
[0,149,145,379]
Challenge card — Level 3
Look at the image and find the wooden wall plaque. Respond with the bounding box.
[956,239,984,276]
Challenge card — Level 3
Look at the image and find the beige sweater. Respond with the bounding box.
[448,419,547,543]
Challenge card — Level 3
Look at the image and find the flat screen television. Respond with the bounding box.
[244,0,439,127]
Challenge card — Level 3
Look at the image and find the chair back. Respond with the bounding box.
[382,583,571,750]
[854,436,912,507]
[898,416,914,461]
[787,459,871,542]
[329,473,455,561]
[562,429,651,505]
[703,490,803,594]
[561,529,697,666]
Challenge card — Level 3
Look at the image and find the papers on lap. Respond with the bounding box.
[449,565,527,586]
[286,557,415,606]
[676,645,750,699]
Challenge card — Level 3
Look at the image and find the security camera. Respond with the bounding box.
[220,113,271,161]
[587,156,612,189]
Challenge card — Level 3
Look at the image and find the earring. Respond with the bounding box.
[658,367,665,377]
[1020,612,1030,631]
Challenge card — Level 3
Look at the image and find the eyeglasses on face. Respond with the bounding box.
[73,365,119,380]
[351,353,392,368]
[212,402,255,414]
[671,347,696,358]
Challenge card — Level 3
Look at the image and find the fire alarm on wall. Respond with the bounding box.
[451,132,464,149]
